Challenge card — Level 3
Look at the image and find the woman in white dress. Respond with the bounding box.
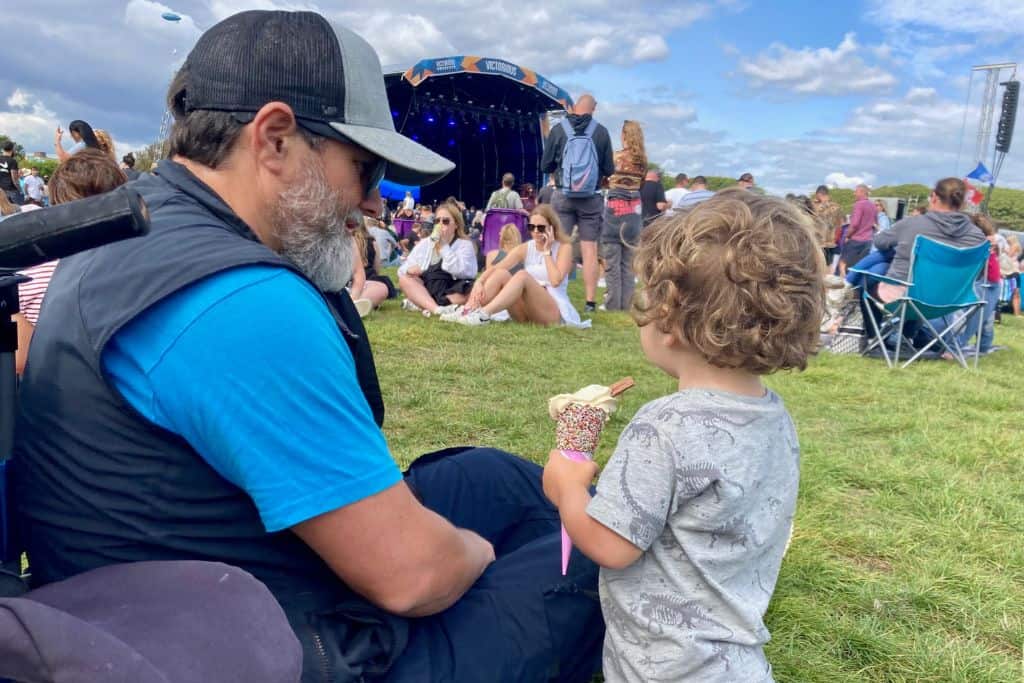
[443,204,588,327]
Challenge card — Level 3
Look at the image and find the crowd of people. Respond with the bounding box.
[1,8,1020,683]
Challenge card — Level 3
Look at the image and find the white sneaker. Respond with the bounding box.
[401,299,421,313]
[421,308,432,318]
[439,305,466,322]
[435,304,462,316]
[823,274,845,289]
[457,309,491,326]
[353,298,373,318]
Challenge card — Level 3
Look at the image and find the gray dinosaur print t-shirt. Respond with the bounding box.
[587,389,799,682]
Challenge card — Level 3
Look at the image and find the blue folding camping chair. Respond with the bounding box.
[852,236,990,369]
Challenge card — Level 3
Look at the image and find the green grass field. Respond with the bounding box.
[369,271,1023,683]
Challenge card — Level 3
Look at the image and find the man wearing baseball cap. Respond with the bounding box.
[13,10,602,682]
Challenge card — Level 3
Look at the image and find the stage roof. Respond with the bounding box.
[384,56,573,114]
[382,56,573,206]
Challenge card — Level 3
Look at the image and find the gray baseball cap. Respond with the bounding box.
[178,10,454,187]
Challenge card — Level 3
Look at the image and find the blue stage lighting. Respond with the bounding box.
[447,139,456,147]
[447,119,457,127]
[391,110,399,117]
[479,124,488,132]
[426,115,436,124]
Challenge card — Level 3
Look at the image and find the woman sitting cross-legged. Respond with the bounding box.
[397,201,478,317]
[441,205,590,327]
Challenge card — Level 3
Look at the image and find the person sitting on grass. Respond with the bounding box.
[485,223,524,273]
[397,200,477,317]
[347,219,392,316]
[542,189,825,683]
[441,204,589,327]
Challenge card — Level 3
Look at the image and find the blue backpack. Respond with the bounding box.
[559,118,599,197]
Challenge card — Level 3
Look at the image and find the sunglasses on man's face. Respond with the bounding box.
[529,224,548,232]
[354,157,386,200]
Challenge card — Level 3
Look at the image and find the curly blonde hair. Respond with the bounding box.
[632,188,825,374]
[93,129,118,162]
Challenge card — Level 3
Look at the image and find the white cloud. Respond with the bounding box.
[7,89,29,109]
[341,12,454,68]
[824,172,876,189]
[0,91,59,155]
[326,1,717,73]
[737,33,898,95]
[868,0,1024,35]
[632,35,670,62]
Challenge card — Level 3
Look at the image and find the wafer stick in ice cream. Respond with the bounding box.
[549,378,634,574]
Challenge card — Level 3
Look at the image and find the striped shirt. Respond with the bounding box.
[675,188,715,210]
[18,260,59,325]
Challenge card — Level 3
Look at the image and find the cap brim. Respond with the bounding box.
[329,123,454,187]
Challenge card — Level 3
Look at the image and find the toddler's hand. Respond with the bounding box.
[542,449,597,507]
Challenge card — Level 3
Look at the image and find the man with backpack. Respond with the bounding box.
[541,94,615,312]
[485,172,524,211]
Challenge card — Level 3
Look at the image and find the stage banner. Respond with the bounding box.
[403,56,573,111]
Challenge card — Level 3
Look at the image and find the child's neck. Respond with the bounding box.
[674,352,765,398]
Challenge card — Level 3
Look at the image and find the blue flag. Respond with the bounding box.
[966,162,994,185]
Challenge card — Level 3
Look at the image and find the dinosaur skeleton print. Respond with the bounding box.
[586,389,799,682]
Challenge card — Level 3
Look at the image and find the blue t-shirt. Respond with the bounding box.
[102,265,401,532]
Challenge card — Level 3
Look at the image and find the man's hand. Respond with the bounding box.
[543,449,597,507]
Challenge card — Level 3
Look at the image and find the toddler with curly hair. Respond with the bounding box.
[543,188,825,682]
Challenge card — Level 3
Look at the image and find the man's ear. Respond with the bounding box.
[248,102,301,175]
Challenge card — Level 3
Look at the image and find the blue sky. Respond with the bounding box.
[2,0,1022,195]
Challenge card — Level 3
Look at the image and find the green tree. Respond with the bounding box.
[701,176,734,191]
[130,140,167,172]
[22,158,58,178]
[0,135,26,158]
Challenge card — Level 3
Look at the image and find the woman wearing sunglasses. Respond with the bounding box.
[441,204,589,327]
[397,201,478,316]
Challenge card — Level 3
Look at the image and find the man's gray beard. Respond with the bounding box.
[272,162,357,293]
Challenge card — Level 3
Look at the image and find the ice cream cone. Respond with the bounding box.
[548,378,634,574]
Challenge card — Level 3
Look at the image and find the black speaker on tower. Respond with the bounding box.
[995,80,1019,154]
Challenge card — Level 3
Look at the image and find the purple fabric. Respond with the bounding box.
[849,198,876,242]
[482,209,528,254]
[0,561,302,683]
[393,217,415,239]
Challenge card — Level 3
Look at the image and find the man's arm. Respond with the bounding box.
[655,185,668,211]
[540,126,563,174]
[851,201,871,235]
[294,481,494,616]
[596,127,616,180]
[102,267,495,619]
[873,219,901,251]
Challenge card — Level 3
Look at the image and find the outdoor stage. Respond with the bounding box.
[384,56,573,207]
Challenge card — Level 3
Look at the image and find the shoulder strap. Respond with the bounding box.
[583,119,598,138]
[560,118,575,137]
